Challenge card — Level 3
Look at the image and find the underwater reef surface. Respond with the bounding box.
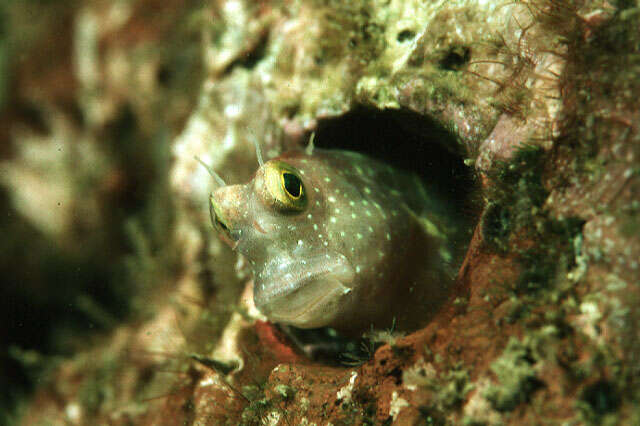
[1,0,639,424]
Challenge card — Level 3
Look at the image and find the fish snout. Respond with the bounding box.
[209,185,246,246]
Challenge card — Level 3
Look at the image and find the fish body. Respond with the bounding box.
[209,148,456,333]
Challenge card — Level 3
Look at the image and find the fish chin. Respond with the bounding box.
[265,276,352,328]
[253,252,355,328]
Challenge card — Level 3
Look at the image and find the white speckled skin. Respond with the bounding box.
[210,149,454,332]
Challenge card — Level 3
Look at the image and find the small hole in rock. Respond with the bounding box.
[397,29,416,42]
[439,46,471,71]
[157,65,172,86]
[388,367,403,385]
[221,31,269,75]
[582,380,620,415]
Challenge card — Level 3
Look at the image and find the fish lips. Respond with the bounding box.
[253,252,356,328]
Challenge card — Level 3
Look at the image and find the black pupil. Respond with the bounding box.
[283,173,301,198]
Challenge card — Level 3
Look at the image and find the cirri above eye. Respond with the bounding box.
[264,161,307,212]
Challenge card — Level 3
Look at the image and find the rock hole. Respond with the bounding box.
[292,107,479,361]
[418,406,447,425]
[313,106,479,245]
[396,29,416,43]
[439,46,471,71]
[156,64,172,86]
[388,367,403,385]
[582,380,620,415]
[222,31,269,75]
[12,101,50,137]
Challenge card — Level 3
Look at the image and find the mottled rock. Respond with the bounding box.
[4,0,639,425]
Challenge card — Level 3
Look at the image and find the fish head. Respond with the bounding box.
[209,151,357,328]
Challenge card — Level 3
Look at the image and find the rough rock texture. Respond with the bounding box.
[3,0,639,425]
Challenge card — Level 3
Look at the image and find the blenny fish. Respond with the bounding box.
[208,143,459,333]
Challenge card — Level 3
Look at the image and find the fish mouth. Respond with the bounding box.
[253,253,355,328]
[264,276,351,328]
[209,194,240,247]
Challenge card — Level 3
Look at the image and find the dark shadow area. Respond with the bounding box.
[221,30,270,76]
[438,45,471,71]
[0,103,176,419]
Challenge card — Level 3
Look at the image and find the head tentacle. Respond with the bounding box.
[195,156,226,188]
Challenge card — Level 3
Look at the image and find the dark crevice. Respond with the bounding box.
[396,29,416,43]
[156,64,172,86]
[12,101,50,135]
[221,31,270,75]
[388,367,403,385]
[439,46,471,71]
[582,380,620,415]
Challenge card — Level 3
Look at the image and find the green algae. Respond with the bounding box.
[472,2,640,416]
[483,337,541,412]
[482,144,549,253]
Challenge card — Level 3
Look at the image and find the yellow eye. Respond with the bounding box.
[281,172,302,199]
[262,161,307,212]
